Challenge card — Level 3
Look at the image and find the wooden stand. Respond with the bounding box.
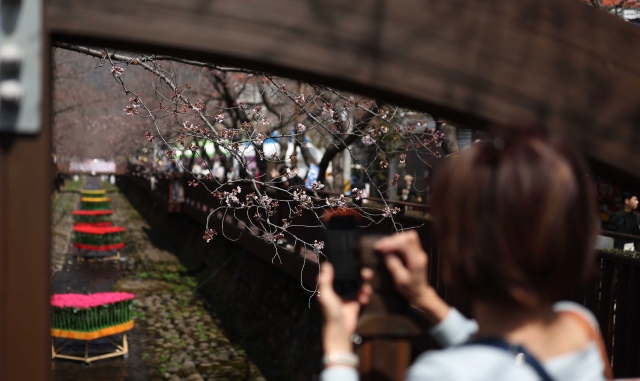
[76,249,120,262]
[52,333,128,364]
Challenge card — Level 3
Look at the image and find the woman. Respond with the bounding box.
[318,132,610,380]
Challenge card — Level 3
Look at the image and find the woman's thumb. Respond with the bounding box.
[383,254,409,284]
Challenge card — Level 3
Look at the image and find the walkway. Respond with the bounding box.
[51,177,265,381]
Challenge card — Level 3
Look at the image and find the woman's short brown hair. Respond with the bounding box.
[432,132,598,305]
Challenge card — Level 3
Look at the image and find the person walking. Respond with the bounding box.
[396,174,422,202]
[169,161,180,201]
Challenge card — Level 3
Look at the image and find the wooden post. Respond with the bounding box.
[0,31,51,381]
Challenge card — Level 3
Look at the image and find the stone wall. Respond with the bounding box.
[120,180,323,381]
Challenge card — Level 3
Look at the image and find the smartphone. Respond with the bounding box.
[323,214,362,299]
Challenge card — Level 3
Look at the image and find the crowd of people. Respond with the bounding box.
[154,155,431,204]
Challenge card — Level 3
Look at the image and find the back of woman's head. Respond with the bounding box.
[432,132,598,306]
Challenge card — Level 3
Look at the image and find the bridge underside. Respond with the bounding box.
[46,0,640,180]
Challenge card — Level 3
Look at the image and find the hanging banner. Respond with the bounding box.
[69,161,117,174]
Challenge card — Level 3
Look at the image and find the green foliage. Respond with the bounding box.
[138,272,152,279]
[61,179,83,193]
[142,352,149,361]
[160,353,170,363]
[101,181,119,193]
[182,277,198,288]
[162,272,180,283]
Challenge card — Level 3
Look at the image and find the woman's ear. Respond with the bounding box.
[508,286,541,308]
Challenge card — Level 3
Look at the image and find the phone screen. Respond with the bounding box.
[323,215,362,299]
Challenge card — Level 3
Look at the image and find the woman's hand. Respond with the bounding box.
[317,263,373,354]
[374,230,450,325]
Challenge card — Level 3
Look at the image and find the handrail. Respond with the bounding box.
[600,230,640,242]
[287,185,431,212]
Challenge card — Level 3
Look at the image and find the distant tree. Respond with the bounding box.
[53,49,150,162]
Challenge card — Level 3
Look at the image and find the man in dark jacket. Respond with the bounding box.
[396,175,422,203]
[607,191,640,250]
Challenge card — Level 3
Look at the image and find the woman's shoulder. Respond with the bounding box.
[411,302,602,381]
[408,341,604,381]
[553,301,599,330]
[408,346,541,381]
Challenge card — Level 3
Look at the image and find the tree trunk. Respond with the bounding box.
[317,104,379,184]
[294,136,318,169]
[332,151,344,192]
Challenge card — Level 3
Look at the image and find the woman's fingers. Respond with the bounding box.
[374,231,427,269]
[357,283,373,305]
[318,261,334,288]
[383,254,411,286]
[361,268,374,282]
[318,263,341,308]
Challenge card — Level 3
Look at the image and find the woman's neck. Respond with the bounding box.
[473,301,556,342]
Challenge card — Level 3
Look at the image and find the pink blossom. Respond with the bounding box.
[110,66,125,77]
[311,181,324,191]
[361,135,376,146]
[253,132,267,145]
[321,103,334,120]
[383,206,401,218]
[203,228,217,242]
[124,104,139,115]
